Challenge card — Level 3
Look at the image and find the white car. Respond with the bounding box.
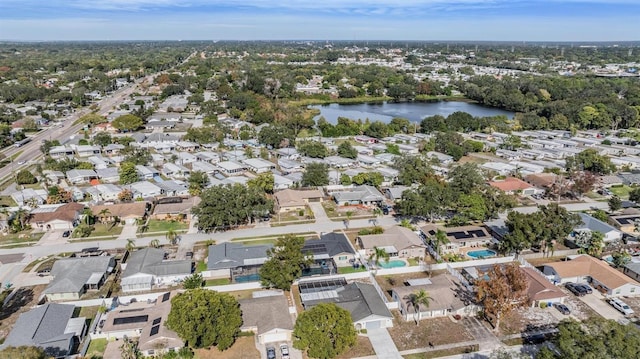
[280,344,290,359]
[609,298,634,316]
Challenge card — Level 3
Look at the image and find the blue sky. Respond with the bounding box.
[1,0,638,41]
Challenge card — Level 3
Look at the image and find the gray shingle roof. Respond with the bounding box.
[303,233,355,258]
[577,213,620,234]
[3,303,77,356]
[333,185,385,203]
[303,282,392,322]
[45,256,114,295]
[207,242,272,270]
[123,248,191,278]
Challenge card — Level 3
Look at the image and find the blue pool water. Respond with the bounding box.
[379,260,407,268]
[235,273,261,283]
[467,249,497,259]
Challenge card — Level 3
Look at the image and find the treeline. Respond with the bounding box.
[457,75,640,130]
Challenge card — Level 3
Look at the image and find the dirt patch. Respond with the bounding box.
[498,307,559,336]
[387,312,474,351]
[0,285,46,340]
[335,336,375,359]
[195,336,260,359]
[524,256,566,267]
[563,296,598,320]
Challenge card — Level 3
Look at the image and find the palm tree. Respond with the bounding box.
[82,208,94,225]
[344,211,354,229]
[166,229,178,245]
[98,208,111,225]
[405,289,433,325]
[369,246,390,274]
[433,229,450,257]
[371,208,382,226]
[586,231,605,257]
[400,218,414,230]
[125,239,136,252]
[149,239,160,248]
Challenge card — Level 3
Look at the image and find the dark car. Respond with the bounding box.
[266,347,276,359]
[62,230,71,238]
[565,282,587,297]
[576,283,593,294]
[554,303,571,315]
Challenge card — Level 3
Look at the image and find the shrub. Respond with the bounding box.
[358,226,384,235]
[16,170,37,185]
[539,302,548,309]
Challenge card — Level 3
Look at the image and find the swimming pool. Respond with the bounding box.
[235,273,261,283]
[379,260,407,268]
[467,249,497,259]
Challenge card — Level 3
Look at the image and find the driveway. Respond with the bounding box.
[367,328,403,359]
[117,223,138,241]
[578,291,626,322]
[308,202,330,223]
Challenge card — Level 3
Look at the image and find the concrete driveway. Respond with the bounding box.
[578,291,626,322]
[308,202,329,223]
[367,328,403,359]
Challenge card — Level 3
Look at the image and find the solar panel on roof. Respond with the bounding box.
[470,230,487,238]
[113,315,149,325]
[161,292,170,302]
[299,278,347,294]
[450,232,473,240]
[150,325,160,336]
[152,317,161,325]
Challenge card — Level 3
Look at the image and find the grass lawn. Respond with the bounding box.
[196,260,207,273]
[0,231,44,246]
[86,338,107,357]
[610,185,633,199]
[88,224,123,237]
[23,256,57,273]
[337,266,367,274]
[0,195,17,207]
[388,312,474,351]
[205,278,231,286]
[146,219,189,233]
[231,232,316,241]
[195,336,259,359]
[336,336,375,359]
[407,258,420,266]
[403,346,478,359]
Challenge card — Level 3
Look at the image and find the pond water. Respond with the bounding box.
[311,101,514,124]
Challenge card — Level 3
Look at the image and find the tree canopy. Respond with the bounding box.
[301,163,329,187]
[192,184,273,232]
[118,161,139,185]
[476,263,529,332]
[293,303,357,359]
[167,289,242,350]
[0,346,46,359]
[111,114,143,132]
[260,235,313,290]
[565,149,615,175]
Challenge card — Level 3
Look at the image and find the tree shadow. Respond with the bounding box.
[0,287,34,320]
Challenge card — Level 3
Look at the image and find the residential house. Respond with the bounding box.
[358,226,426,259]
[325,156,356,168]
[278,158,304,173]
[175,141,199,152]
[216,161,246,175]
[609,213,640,235]
[392,274,478,321]
[30,203,84,231]
[274,189,324,213]
[572,213,623,244]
[386,186,409,202]
[2,303,86,358]
[273,174,294,190]
[420,225,494,255]
[11,188,48,207]
[66,169,98,185]
[426,151,454,165]
[332,185,385,206]
[240,294,294,344]
[152,197,200,221]
[91,202,148,225]
[129,181,163,199]
[522,267,567,307]
[87,155,109,170]
[120,248,192,292]
[96,167,120,184]
[275,147,300,160]
[302,232,357,268]
[195,151,220,164]
[191,161,218,175]
[299,279,393,329]
[488,177,539,195]
[49,145,75,159]
[84,184,121,202]
[542,255,640,297]
[206,242,272,280]
[101,292,184,357]
[75,145,101,157]
[103,143,125,156]
[135,165,158,180]
[243,158,276,173]
[93,122,118,134]
[156,180,189,197]
[162,163,190,179]
[44,256,115,301]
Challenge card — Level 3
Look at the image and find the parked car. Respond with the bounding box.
[280,344,290,359]
[609,298,635,316]
[554,303,571,315]
[62,230,71,238]
[576,283,593,294]
[266,347,276,359]
[565,282,588,297]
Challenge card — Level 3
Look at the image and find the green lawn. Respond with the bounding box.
[205,278,231,286]
[0,231,44,246]
[337,266,367,274]
[196,260,207,273]
[610,185,634,199]
[407,258,420,266]
[145,219,189,233]
[0,196,17,207]
[88,224,123,237]
[86,338,107,357]
[235,238,277,246]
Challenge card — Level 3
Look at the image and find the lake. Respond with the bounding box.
[311,101,514,124]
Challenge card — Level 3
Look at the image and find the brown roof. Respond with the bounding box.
[522,267,566,302]
[392,274,468,313]
[524,173,558,188]
[488,177,533,192]
[274,189,323,208]
[545,255,639,289]
[240,295,293,335]
[153,197,201,215]
[358,226,425,251]
[30,203,85,224]
[91,202,147,219]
